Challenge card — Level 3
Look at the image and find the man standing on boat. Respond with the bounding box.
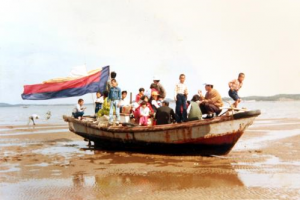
[106,71,117,93]
[150,76,166,99]
[199,83,223,119]
[174,74,188,122]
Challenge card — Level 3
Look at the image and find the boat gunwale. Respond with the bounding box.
[63,110,260,133]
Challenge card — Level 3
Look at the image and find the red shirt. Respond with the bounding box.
[136,94,143,103]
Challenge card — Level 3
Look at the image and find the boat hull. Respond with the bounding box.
[64,110,260,155]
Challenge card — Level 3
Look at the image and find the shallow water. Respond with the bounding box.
[1,101,300,125]
[1,103,300,199]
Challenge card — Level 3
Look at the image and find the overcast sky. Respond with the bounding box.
[0,0,299,104]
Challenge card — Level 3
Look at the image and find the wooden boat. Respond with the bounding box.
[63,110,260,156]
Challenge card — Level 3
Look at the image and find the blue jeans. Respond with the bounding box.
[95,103,102,114]
[109,100,120,123]
[228,90,240,101]
[72,111,84,119]
[175,94,187,122]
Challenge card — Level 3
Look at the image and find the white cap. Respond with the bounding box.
[203,83,213,86]
[153,75,160,81]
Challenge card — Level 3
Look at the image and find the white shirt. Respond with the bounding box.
[31,114,40,119]
[151,100,161,109]
[73,104,84,113]
[140,106,150,117]
[175,83,188,98]
[95,96,104,103]
[120,98,130,106]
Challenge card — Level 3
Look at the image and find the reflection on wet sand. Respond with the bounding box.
[1,119,300,200]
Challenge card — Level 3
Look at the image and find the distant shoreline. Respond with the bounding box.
[1,94,300,107]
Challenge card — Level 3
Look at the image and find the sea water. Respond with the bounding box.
[0,101,299,125]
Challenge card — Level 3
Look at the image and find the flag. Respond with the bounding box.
[21,66,110,100]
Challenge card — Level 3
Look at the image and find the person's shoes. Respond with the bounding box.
[204,114,214,119]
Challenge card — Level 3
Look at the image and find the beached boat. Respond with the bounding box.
[63,110,260,156]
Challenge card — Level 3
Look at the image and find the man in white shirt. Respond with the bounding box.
[120,91,131,113]
[28,114,40,125]
[174,74,188,122]
[120,91,130,106]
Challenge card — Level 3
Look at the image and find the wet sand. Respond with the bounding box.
[1,119,300,200]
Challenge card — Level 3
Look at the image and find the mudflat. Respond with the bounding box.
[0,119,300,200]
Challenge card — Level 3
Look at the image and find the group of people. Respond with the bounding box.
[72,71,245,126]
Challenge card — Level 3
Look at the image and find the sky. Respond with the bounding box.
[0,0,300,104]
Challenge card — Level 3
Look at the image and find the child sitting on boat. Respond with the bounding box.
[135,88,145,103]
[139,101,151,126]
[97,91,110,117]
[134,95,154,123]
[150,91,161,112]
[95,91,104,114]
[72,99,86,120]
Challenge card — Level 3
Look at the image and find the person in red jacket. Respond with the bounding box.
[135,88,145,103]
[134,95,154,123]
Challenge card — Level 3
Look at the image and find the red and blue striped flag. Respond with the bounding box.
[21,66,110,100]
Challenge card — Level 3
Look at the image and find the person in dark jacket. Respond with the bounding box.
[155,100,177,125]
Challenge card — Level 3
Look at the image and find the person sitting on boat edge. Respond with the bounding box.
[175,74,188,123]
[135,88,145,103]
[120,90,130,113]
[150,75,166,99]
[187,95,202,121]
[139,101,151,126]
[72,99,86,120]
[155,100,177,125]
[228,73,245,108]
[108,79,122,125]
[95,91,104,114]
[134,95,154,123]
[97,91,111,117]
[199,83,223,119]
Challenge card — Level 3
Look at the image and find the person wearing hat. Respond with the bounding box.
[199,83,223,119]
[150,90,161,112]
[155,100,177,125]
[150,75,166,99]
